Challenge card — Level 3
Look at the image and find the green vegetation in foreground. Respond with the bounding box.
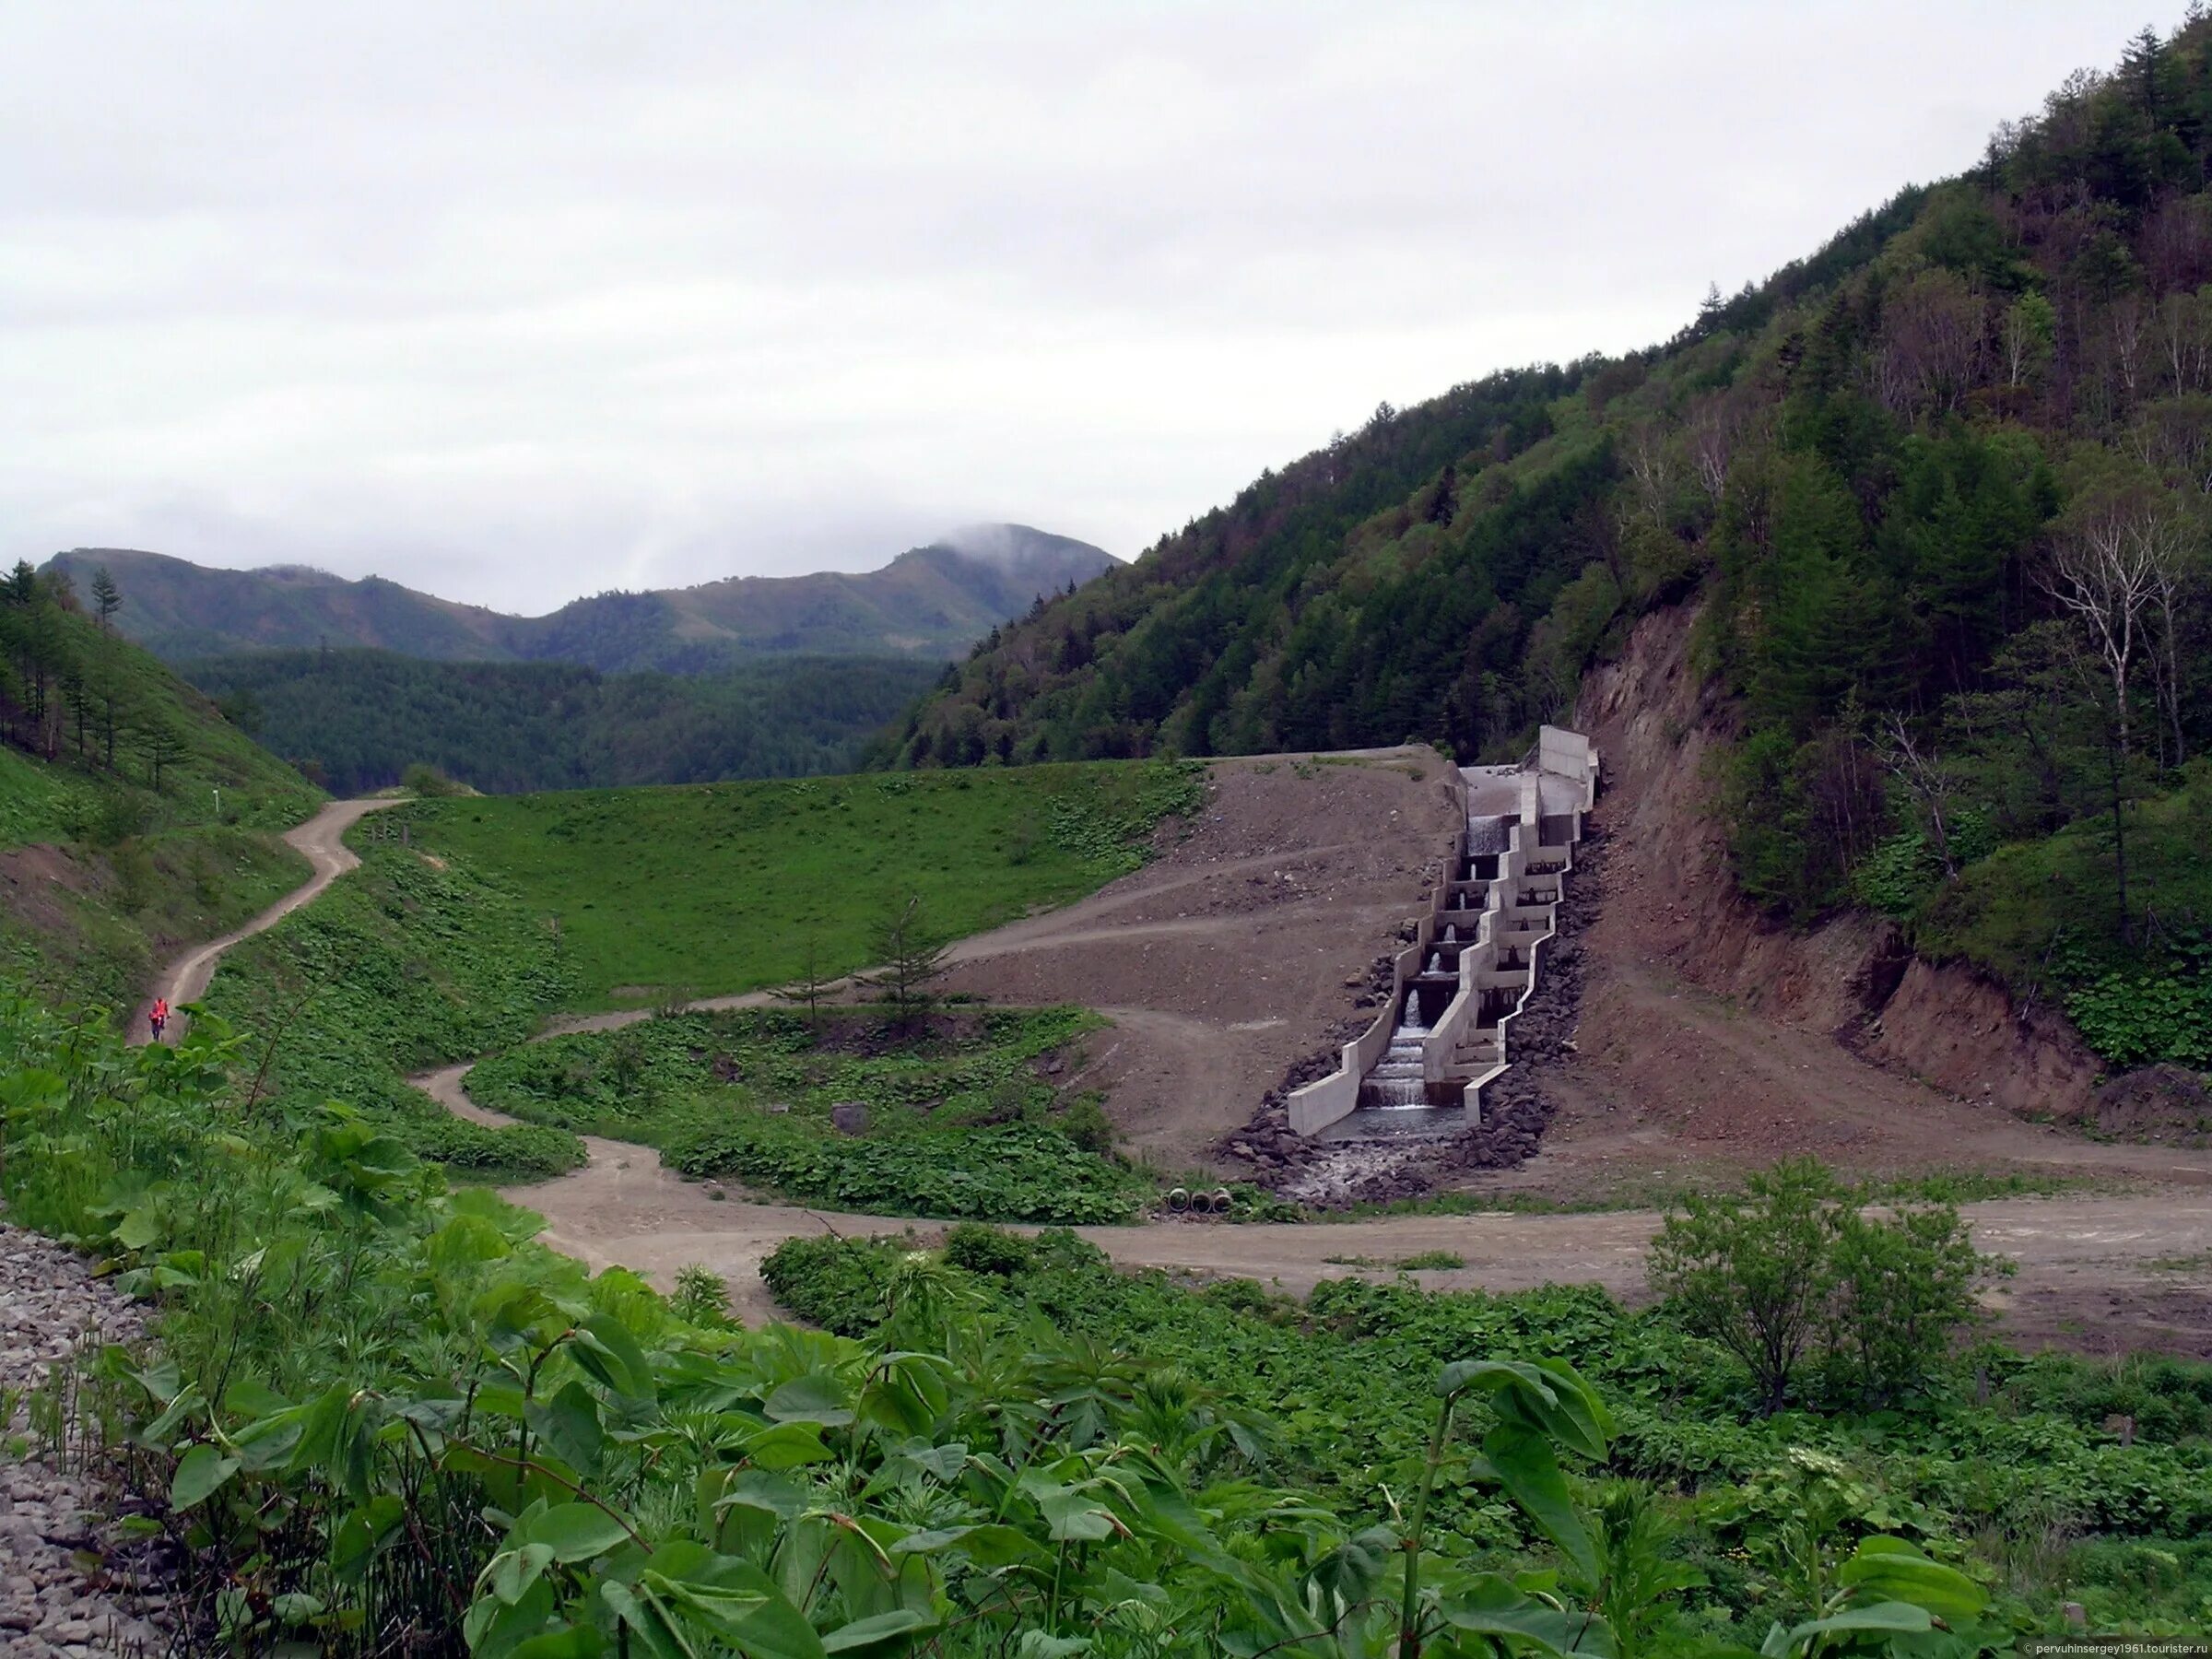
[0,996,2059,1653]
[399,758,1208,1008]
[466,1004,1149,1222]
[770,1224,2212,1644]
[201,841,585,1179]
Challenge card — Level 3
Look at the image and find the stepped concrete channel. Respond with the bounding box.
[1288,725,1599,1143]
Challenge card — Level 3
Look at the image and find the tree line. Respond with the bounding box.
[0,559,194,789]
[182,647,944,794]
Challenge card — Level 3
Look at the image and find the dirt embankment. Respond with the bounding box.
[1571,604,2104,1131]
[941,751,1465,1171]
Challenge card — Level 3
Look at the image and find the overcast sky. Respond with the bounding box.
[1,2,2174,614]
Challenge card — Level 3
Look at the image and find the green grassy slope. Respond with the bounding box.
[397,759,1206,1009]
[1,824,313,1012]
[0,608,321,848]
[0,582,323,1006]
[199,840,587,1178]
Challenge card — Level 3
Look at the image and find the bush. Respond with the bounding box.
[1826,1203,1993,1406]
[1649,1158,1992,1413]
[1057,1091,1117,1154]
[400,761,466,797]
[671,1263,731,1327]
[1648,1159,1841,1414]
[942,1220,1035,1277]
[759,1233,895,1334]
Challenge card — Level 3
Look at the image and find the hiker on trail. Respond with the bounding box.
[150,997,169,1041]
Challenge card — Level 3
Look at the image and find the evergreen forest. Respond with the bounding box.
[181,649,944,795]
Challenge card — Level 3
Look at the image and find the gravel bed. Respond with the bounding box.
[0,1222,172,1657]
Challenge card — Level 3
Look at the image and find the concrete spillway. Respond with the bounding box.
[1288,725,1598,1142]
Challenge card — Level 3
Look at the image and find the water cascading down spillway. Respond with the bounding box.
[1359,1001,1430,1109]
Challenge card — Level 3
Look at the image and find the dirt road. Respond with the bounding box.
[414,1059,2212,1346]
[131,798,398,1046]
[129,771,2212,1353]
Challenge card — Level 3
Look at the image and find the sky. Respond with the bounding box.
[0,2,2176,615]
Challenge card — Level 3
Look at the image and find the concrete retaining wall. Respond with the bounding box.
[1286,770,1469,1136]
[1540,724,1599,807]
[1288,731,1600,1138]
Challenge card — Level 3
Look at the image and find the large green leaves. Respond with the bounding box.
[1437,1359,1612,1462]
[1441,1572,1618,1656]
[1477,1421,1596,1584]
[169,1442,239,1510]
[602,1544,826,1659]
[1833,1537,1985,1622]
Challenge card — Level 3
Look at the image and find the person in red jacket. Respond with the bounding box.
[149,997,169,1041]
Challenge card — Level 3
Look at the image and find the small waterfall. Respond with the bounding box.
[1426,950,1442,974]
[1466,815,1512,855]
[1359,1003,1431,1109]
[1444,924,1458,944]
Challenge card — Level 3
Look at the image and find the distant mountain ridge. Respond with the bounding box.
[43,524,1116,673]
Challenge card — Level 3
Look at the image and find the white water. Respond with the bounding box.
[1359,1004,1430,1109]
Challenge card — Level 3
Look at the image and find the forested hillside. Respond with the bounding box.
[182,648,940,794]
[0,559,317,835]
[46,525,1116,672]
[900,21,2212,1064]
[0,558,322,1005]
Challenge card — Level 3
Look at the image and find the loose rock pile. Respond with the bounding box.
[0,1222,172,1657]
[1216,1023,1366,1178]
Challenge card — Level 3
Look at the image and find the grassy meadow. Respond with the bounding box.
[393,759,1207,1009]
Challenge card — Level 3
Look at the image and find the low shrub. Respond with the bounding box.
[664,1113,1147,1223]
[942,1220,1036,1277]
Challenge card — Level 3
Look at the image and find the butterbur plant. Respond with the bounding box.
[0,995,1990,1656]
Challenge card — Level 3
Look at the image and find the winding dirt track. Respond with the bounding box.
[144,783,2212,1353]
[130,798,400,1046]
[421,1049,2212,1343]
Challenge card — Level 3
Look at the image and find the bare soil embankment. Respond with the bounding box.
[1524,604,2208,1197]
[938,750,1465,1170]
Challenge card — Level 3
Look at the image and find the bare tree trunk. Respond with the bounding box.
[2107,716,2132,946]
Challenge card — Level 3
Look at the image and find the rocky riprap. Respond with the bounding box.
[1217,824,1608,1208]
[0,1222,172,1658]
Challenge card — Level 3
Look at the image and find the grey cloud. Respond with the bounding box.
[1,0,2171,611]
